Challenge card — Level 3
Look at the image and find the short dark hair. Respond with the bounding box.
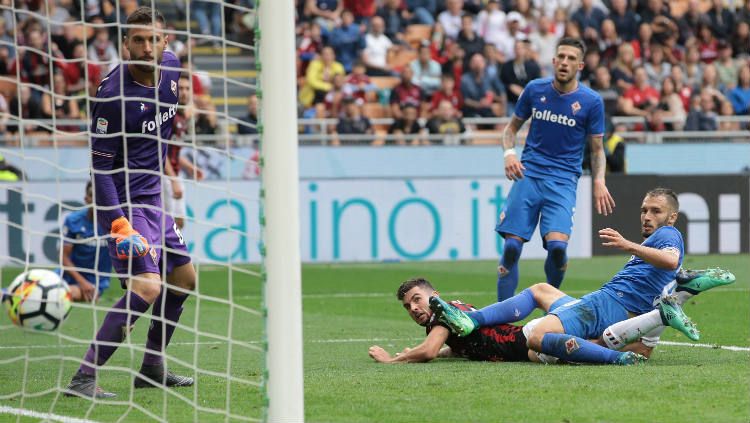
[557,37,586,58]
[397,278,434,301]
[85,180,92,194]
[646,187,679,212]
[126,7,165,33]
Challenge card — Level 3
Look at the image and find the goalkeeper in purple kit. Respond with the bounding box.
[66,7,195,399]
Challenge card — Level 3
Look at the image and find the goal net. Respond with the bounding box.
[0,0,301,422]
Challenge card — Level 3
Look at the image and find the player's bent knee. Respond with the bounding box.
[129,274,162,304]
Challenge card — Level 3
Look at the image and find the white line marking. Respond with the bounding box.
[0,405,99,423]
[659,341,750,352]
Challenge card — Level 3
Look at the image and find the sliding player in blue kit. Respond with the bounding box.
[495,37,616,301]
[65,7,195,399]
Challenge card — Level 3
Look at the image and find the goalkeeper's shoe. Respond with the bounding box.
[429,296,476,337]
[134,364,194,389]
[675,268,735,295]
[614,351,648,366]
[658,295,700,341]
[111,216,150,259]
[64,371,116,399]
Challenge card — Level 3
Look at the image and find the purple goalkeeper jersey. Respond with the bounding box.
[90,50,181,230]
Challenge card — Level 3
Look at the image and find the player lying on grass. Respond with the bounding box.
[430,188,735,365]
[368,277,696,365]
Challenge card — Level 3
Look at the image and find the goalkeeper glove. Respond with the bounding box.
[111,216,150,259]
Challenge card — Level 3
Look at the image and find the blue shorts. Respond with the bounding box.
[495,176,577,242]
[549,290,629,340]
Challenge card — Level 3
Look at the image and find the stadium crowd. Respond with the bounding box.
[294,0,750,145]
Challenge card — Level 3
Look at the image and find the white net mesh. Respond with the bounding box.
[0,0,265,421]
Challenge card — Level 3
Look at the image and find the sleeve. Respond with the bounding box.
[587,94,605,137]
[513,82,532,120]
[90,95,125,230]
[62,214,75,245]
[652,227,683,251]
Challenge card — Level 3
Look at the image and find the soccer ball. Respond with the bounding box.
[3,269,72,331]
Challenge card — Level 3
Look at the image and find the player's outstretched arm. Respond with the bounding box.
[590,134,615,215]
[501,115,527,181]
[368,326,450,363]
[598,228,680,269]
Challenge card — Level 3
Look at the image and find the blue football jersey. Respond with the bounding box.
[600,226,684,315]
[61,209,111,291]
[515,77,605,183]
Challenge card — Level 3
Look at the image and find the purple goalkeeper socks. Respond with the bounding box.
[142,289,189,366]
[79,291,151,375]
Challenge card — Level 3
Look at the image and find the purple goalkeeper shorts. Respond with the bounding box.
[108,194,191,288]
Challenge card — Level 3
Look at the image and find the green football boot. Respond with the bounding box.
[615,351,648,366]
[675,268,735,295]
[658,295,700,341]
[428,296,476,337]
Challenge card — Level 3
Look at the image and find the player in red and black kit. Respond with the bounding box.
[369,278,556,364]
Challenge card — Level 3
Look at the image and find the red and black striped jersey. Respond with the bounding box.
[426,300,530,362]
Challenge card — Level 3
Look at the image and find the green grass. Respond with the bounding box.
[1,254,749,422]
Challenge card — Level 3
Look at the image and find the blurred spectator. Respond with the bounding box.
[696,21,719,64]
[591,65,618,123]
[529,15,559,76]
[405,0,437,25]
[651,15,678,46]
[238,94,259,135]
[0,17,16,60]
[53,19,82,60]
[389,66,423,119]
[515,0,537,34]
[332,96,373,145]
[0,152,23,181]
[477,1,507,55]
[571,0,606,44]
[194,95,219,139]
[441,43,466,84]
[609,0,639,42]
[655,76,686,131]
[484,43,502,80]
[682,44,703,88]
[429,73,463,116]
[597,19,621,66]
[740,0,750,26]
[718,100,740,131]
[11,28,55,92]
[533,0,572,20]
[343,0,376,25]
[322,73,348,117]
[42,72,80,132]
[300,46,345,107]
[685,91,719,131]
[457,13,485,69]
[715,42,738,91]
[670,66,693,111]
[728,64,750,115]
[376,0,409,44]
[497,12,526,61]
[438,0,464,39]
[618,66,660,128]
[644,45,671,89]
[631,22,654,65]
[65,42,101,101]
[700,63,723,94]
[611,42,636,92]
[461,53,505,120]
[426,99,465,144]
[7,85,43,134]
[46,1,71,38]
[580,48,601,86]
[0,91,7,134]
[363,16,396,76]
[88,28,118,72]
[304,0,344,33]
[676,0,702,44]
[410,43,442,96]
[706,0,734,41]
[330,9,365,73]
[345,61,378,103]
[388,103,426,145]
[639,0,671,24]
[297,22,324,75]
[500,40,540,115]
[731,22,750,58]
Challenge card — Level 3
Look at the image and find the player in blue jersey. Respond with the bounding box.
[431,188,735,364]
[61,181,111,302]
[495,37,616,301]
[66,7,195,399]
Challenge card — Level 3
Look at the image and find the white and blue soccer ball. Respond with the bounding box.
[3,269,72,331]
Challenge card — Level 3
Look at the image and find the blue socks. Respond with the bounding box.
[544,240,568,288]
[468,288,537,326]
[541,333,621,364]
[496,237,523,301]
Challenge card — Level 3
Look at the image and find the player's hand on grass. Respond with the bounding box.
[111,216,150,259]
[368,346,392,363]
[504,153,525,181]
[593,179,615,216]
[79,279,97,302]
[598,227,634,251]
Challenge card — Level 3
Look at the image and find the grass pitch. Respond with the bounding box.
[1,254,748,423]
